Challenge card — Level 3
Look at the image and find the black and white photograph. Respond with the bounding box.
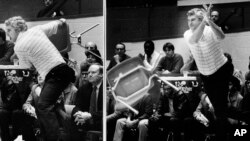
[1,0,250,141]
[106,0,250,141]
[0,0,104,141]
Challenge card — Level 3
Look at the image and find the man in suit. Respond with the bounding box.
[71,63,103,140]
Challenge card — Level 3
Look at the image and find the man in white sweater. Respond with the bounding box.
[5,16,75,141]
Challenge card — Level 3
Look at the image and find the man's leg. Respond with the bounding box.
[37,77,69,141]
[12,110,36,141]
[201,62,232,141]
[0,109,11,141]
[138,119,148,141]
[113,118,127,141]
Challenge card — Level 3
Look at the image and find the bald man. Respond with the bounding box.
[85,41,98,51]
[71,64,103,140]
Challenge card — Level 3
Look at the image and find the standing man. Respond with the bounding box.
[107,42,131,71]
[0,28,14,65]
[5,16,75,141]
[183,4,233,140]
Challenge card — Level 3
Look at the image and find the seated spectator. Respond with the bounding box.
[227,76,243,125]
[242,71,250,97]
[71,64,103,141]
[75,63,89,88]
[156,42,184,74]
[148,84,190,141]
[113,94,153,141]
[23,75,44,119]
[180,55,200,75]
[106,90,127,141]
[55,82,77,141]
[107,42,131,71]
[0,73,35,141]
[37,0,67,18]
[210,10,220,26]
[184,92,216,141]
[0,28,14,65]
[210,10,229,32]
[79,44,102,69]
[224,52,244,85]
[22,74,45,140]
[241,72,250,122]
[85,49,103,65]
[84,41,98,51]
[76,49,102,88]
[61,83,77,105]
[139,40,162,71]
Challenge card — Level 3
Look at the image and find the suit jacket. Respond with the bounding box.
[72,81,103,129]
[0,40,14,65]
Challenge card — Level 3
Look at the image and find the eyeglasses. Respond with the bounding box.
[211,15,219,17]
[81,71,88,77]
[116,48,125,51]
[164,49,172,53]
[85,46,96,50]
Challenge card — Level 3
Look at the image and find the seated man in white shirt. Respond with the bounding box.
[140,40,161,72]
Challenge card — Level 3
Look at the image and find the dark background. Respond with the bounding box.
[0,0,103,21]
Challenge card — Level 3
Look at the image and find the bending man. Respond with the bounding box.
[5,16,75,141]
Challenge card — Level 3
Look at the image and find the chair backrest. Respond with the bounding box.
[48,23,71,53]
[107,56,144,88]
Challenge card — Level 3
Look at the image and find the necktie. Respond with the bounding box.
[89,86,97,114]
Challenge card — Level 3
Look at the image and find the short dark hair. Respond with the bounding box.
[85,49,103,65]
[144,40,154,49]
[0,28,6,41]
[163,42,174,51]
[229,76,241,92]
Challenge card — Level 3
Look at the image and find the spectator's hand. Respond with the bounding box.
[59,18,66,23]
[25,106,37,119]
[193,111,209,127]
[144,54,147,60]
[74,111,92,120]
[162,70,170,74]
[126,119,138,128]
[114,54,121,64]
[74,116,86,126]
[138,53,144,60]
[150,112,161,121]
[74,111,92,125]
[164,112,175,117]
